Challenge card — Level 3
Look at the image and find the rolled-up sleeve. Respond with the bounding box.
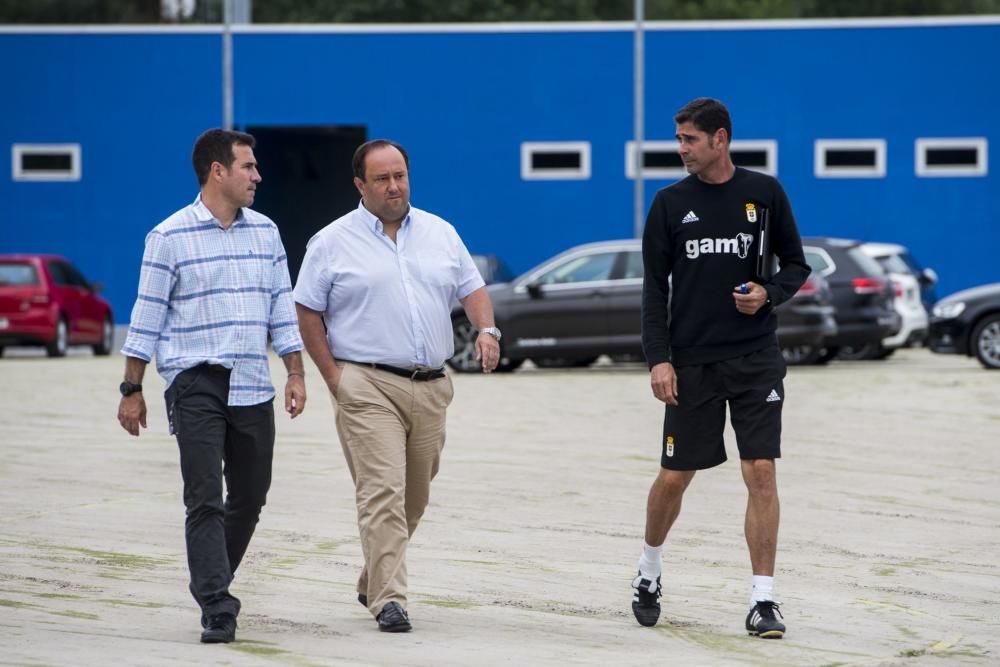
[121,230,175,361]
[293,234,332,312]
[453,231,485,301]
[268,231,304,357]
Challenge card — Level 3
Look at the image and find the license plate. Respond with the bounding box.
[0,317,8,329]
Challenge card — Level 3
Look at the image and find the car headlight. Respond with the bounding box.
[932,301,965,318]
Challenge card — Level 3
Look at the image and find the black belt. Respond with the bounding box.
[344,361,446,382]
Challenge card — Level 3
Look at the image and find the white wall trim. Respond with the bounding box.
[12,143,82,182]
[625,140,684,180]
[2,15,998,35]
[814,139,886,178]
[915,137,988,177]
[521,141,591,181]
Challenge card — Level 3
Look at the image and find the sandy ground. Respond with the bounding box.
[0,345,998,666]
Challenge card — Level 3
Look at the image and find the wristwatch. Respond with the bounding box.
[119,380,143,396]
[479,326,502,341]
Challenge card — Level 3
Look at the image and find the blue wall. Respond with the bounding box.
[1,21,997,322]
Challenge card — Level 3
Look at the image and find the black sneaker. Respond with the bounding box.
[746,600,785,638]
[200,612,237,643]
[377,602,412,633]
[631,572,662,627]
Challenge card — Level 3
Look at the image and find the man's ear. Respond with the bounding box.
[353,176,365,198]
[211,161,226,182]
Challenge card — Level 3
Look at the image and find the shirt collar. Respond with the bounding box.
[356,199,411,235]
[192,193,247,228]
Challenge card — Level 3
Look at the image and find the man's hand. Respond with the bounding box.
[733,281,769,315]
[650,362,678,405]
[323,366,344,398]
[476,332,501,373]
[285,374,306,418]
[118,394,147,436]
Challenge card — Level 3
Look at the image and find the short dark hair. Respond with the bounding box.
[352,139,410,181]
[192,129,256,185]
[674,98,732,144]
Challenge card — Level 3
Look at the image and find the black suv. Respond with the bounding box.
[801,237,901,362]
[449,240,837,372]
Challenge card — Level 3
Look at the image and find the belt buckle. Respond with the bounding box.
[410,368,421,380]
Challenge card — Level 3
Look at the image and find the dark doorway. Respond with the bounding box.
[246,125,366,283]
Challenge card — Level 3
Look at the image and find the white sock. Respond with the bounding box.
[750,575,774,609]
[637,542,663,579]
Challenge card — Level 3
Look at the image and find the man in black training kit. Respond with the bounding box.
[630,98,810,638]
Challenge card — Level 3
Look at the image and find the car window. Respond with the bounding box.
[875,254,911,275]
[0,262,40,286]
[803,249,833,276]
[60,262,90,288]
[847,248,887,277]
[47,261,69,286]
[536,251,617,285]
[622,250,644,280]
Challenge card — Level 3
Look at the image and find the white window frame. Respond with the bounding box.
[730,139,778,176]
[12,143,82,181]
[520,141,591,180]
[626,139,777,179]
[915,137,987,177]
[625,140,684,179]
[814,139,886,178]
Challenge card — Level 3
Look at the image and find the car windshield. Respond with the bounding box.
[536,251,616,285]
[0,263,39,286]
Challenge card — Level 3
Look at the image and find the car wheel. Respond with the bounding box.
[46,317,69,357]
[781,345,823,365]
[447,316,480,373]
[532,356,598,369]
[971,313,1000,369]
[816,346,839,364]
[93,315,114,356]
[836,343,883,361]
[494,357,524,373]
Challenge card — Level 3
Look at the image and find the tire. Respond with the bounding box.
[781,345,823,366]
[971,313,1000,369]
[446,316,523,373]
[837,342,885,361]
[531,356,598,369]
[816,346,839,364]
[46,317,68,357]
[93,315,113,356]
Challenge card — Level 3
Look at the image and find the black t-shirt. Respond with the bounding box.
[641,167,811,367]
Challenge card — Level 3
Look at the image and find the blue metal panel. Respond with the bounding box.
[0,33,221,321]
[2,23,997,322]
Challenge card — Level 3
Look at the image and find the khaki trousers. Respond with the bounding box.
[331,362,454,616]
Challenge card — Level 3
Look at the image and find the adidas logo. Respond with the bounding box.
[766,389,781,403]
[681,211,700,224]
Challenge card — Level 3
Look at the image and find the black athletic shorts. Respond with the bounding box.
[661,344,786,470]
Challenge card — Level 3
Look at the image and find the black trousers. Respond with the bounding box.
[165,364,275,620]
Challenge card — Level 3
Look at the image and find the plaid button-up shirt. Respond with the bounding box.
[122,195,303,405]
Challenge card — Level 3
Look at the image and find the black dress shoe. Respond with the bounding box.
[358,593,368,608]
[201,613,237,643]
[376,602,412,633]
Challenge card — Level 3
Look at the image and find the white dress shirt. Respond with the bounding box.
[293,201,484,369]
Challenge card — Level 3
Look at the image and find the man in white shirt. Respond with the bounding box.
[294,139,500,633]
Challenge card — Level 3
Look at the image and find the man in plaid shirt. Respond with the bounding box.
[117,129,306,644]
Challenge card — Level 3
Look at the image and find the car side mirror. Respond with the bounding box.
[919,268,938,287]
[526,282,543,299]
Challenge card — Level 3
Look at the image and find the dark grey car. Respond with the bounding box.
[450,240,837,372]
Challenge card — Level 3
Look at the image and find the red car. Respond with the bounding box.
[0,254,114,357]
